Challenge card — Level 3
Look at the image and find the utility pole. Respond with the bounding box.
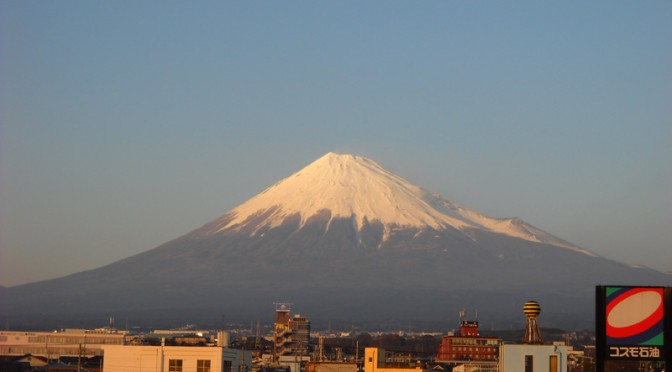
[319,337,324,362]
[255,320,261,349]
[355,341,359,365]
[45,335,49,365]
[240,344,245,372]
[160,338,165,372]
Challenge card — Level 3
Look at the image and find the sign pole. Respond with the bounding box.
[595,285,605,372]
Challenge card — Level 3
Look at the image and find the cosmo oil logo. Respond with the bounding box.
[605,286,664,360]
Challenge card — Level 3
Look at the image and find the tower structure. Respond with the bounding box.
[522,300,543,344]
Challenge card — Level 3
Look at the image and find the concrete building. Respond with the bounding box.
[0,328,126,358]
[305,361,357,372]
[436,320,501,369]
[273,304,310,362]
[363,348,430,372]
[278,355,311,372]
[103,344,252,372]
[0,354,49,370]
[499,344,570,372]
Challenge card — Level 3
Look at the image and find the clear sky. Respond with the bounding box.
[1,1,670,286]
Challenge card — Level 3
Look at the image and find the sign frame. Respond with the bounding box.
[595,285,672,371]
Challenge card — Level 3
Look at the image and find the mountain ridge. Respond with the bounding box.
[0,152,668,330]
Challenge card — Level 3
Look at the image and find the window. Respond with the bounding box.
[197,360,211,372]
[223,360,232,372]
[525,355,533,372]
[169,359,183,372]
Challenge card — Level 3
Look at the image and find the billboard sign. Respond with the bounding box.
[596,285,671,370]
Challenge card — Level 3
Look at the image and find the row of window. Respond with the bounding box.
[449,338,499,346]
[169,359,211,372]
[450,354,497,360]
[450,346,496,353]
[0,346,103,357]
[26,336,124,344]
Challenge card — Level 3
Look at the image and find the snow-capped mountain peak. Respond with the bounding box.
[218,152,470,232]
[213,152,593,255]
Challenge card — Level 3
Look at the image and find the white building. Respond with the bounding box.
[0,328,126,358]
[103,344,252,372]
[499,343,570,372]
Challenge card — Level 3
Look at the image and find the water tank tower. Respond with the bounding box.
[522,300,543,344]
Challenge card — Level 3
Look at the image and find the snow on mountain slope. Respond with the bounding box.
[423,192,595,256]
[214,152,594,256]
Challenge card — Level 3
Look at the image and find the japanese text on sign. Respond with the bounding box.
[609,346,662,359]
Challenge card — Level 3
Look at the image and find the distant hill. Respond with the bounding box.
[1,152,669,330]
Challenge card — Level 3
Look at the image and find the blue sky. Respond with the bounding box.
[1,1,671,286]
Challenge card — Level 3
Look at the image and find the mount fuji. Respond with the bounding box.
[1,152,669,329]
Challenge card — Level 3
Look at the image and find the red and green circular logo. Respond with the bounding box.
[606,287,664,345]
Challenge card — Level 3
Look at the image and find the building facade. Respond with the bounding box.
[499,344,570,372]
[103,345,251,372]
[0,329,126,358]
[436,321,501,367]
[273,304,311,361]
[305,361,357,372]
[363,348,430,372]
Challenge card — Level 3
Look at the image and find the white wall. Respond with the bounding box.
[499,344,570,372]
[103,345,250,372]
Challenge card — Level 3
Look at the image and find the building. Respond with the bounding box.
[0,328,127,358]
[436,320,501,369]
[0,354,48,370]
[363,348,430,372]
[499,343,570,372]
[273,304,311,362]
[305,361,357,372]
[277,355,311,372]
[102,344,252,372]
